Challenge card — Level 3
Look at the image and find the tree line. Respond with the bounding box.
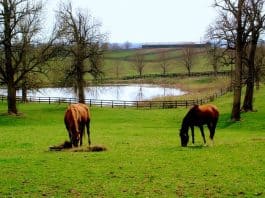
[0,0,264,123]
[209,0,265,121]
[0,0,106,114]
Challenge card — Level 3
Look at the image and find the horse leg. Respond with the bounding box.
[66,125,72,144]
[191,126,195,144]
[210,121,217,140]
[79,125,84,146]
[86,120,91,147]
[199,125,206,145]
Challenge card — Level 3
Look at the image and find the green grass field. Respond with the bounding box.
[103,48,215,79]
[0,87,265,197]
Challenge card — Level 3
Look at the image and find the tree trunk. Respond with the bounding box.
[242,81,254,111]
[6,61,17,113]
[231,0,244,121]
[255,74,260,90]
[188,67,191,76]
[7,81,17,114]
[231,73,242,121]
[76,62,85,104]
[6,52,17,114]
[213,62,218,77]
[77,80,85,104]
[242,41,257,112]
[4,0,18,114]
[22,82,28,103]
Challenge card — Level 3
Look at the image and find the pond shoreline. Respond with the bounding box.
[0,84,186,102]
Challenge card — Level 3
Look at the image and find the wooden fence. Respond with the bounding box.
[0,86,232,109]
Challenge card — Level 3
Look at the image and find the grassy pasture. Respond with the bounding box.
[103,48,215,79]
[0,87,265,197]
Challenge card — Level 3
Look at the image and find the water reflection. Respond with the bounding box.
[0,84,186,101]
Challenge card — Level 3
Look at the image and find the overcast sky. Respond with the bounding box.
[45,0,216,43]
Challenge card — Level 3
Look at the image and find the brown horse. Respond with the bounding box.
[179,104,219,147]
[64,103,91,147]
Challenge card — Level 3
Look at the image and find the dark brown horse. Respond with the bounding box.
[179,104,219,147]
[64,103,91,147]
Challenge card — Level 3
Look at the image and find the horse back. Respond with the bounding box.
[197,104,219,119]
[189,104,219,125]
[73,103,90,123]
[64,103,90,131]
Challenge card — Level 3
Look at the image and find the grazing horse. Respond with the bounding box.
[179,104,219,147]
[64,103,91,147]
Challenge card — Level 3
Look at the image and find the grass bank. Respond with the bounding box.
[0,87,264,197]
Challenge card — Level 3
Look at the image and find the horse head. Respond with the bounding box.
[179,127,189,147]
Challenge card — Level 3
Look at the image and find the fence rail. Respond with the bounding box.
[0,86,232,109]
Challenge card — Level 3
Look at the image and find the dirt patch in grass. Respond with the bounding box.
[251,138,265,142]
[49,141,107,152]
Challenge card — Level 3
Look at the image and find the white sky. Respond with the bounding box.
[45,0,216,43]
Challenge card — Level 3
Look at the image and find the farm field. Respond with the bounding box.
[102,48,215,79]
[0,86,265,197]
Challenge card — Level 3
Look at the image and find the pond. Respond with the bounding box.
[0,84,186,101]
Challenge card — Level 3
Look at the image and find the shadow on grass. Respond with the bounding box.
[161,144,209,152]
[187,144,211,150]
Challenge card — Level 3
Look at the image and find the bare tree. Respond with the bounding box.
[211,0,265,119]
[181,47,196,76]
[204,39,223,76]
[55,2,106,103]
[0,0,55,114]
[17,3,55,102]
[213,0,251,121]
[157,50,170,75]
[132,50,145,77]
[56,2,105,103]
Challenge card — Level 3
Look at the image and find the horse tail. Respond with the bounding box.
[210,105,219,140]
[70,105,80,138]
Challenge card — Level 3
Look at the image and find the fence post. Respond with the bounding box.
[112,101,114,108]
[49,97,51,104]
[186,100,188,108]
